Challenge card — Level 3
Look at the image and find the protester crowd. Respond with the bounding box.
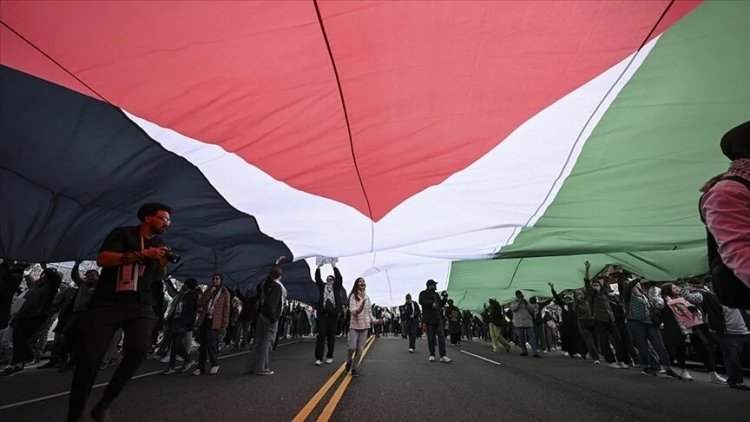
[0,121,747,421]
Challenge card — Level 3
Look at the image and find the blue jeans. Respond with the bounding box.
[426,322,446,357]
[515,326,539,355]
[626,320,669,370]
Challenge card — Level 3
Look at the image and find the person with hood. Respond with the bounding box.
[247,257,287,376]
[700,120,750,309]
[486,298,512,353]
[418,279,452,363]
[0,268,62,377]
[161,278,199,375]
[193,274,231,376]
[549,283,585,358]
[445,299,462,347]
[314,261,343,366]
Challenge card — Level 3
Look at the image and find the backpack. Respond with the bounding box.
[700,175,750,309]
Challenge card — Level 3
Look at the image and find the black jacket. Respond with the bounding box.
[419,288,446,325]
[315,267,344,316]
[402,301,421,320]
[260,279,283,323]
[169,288,199,331]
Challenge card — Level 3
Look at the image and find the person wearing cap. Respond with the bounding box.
[418,280,452,363]
[700,120,750,308]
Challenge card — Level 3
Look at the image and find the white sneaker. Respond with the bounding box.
[573,353,582,359]
[314,360,322,366]
[177,356,185,362]
[680,368,693,381]
[618,362,629,369]
[209,366,219,375]
[710,372,727,384]
[439,356,452,363]
[325,358,333,364]
[192,368,202,376]
[608,362,620,369]
[429,355,435,362]
[159,356,170,363]
[161,368,176,375]
[593,360,601,365]
[408,348,414,353]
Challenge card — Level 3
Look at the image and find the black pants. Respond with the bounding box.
[426,322,446,357]
[10,316,46,365]
[315,313,338,360]
[197,320,220,370]
[595,320,627,363]
[67,302,155,421]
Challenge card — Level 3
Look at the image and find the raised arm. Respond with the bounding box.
[70,261,83,286]
[333,265,343,287]
[164,277,179,298]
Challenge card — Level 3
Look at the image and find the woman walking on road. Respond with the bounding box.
[346,277,379,377]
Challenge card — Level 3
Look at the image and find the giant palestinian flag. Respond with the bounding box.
[1,1,748,308]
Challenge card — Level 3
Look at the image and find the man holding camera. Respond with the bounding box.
[418,280,452,363]
[67,203,173,422]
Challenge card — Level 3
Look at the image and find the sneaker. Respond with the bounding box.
[209,366,219,375]
[440,356,453,363]
[0,366,22,377]
[192,368,202,376]
[664,368,682,379]
[345,361,351,372]
[161,368,176,375]
[159,356,170,364]
[618,362,629,369]
[429,355,435,362]
[180,361,196,373]
[680,368,693,381]
[710,372,727,384]
[491,348,498,353]
[314,360,322,366]
[177,356,185,362]
[593,360,601,365]
[256,370,274,376]
[657,369,666,375]
[351,368,359,377]
[573,353,582,359]
[325,358,333,364]
[608,362,620,369]
[408,348,414,353]
[641,368,657,376]
[543,350,549,354]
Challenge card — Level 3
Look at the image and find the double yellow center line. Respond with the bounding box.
[292,335,377,422]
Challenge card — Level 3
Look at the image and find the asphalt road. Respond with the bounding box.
[0,336,746,422]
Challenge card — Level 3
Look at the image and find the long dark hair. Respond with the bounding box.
[349,277,365,302]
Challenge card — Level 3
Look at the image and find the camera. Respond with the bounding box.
[164,249,181,264]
